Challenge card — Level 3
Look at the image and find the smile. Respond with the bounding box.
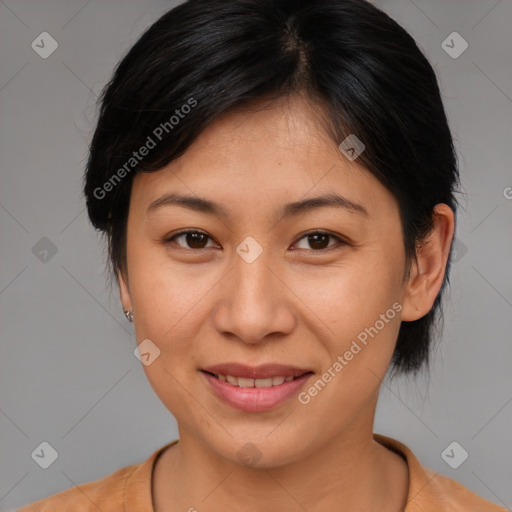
[212,374,297,388]
[200,363,313,412]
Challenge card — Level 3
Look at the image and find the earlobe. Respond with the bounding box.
[401,204,455,322]
[118,269,133,314]
[401,258,425,321]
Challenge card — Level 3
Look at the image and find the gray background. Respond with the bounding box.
[1,0,511,510]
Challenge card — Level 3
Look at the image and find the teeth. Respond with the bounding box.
[215,374,300,388]
[238,377,254,388]
[226,375,238,385]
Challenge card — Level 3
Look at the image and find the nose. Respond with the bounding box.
[212,246,296,344]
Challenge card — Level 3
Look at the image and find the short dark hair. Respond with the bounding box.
[84,0,459,375]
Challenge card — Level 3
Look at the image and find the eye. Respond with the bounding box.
[164,229,346,252]
[292,230,345,251]
[164,230,218,250]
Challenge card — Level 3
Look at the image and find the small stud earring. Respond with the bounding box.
[123,307,134,322]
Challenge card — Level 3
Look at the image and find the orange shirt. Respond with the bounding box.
[17,434,507,511]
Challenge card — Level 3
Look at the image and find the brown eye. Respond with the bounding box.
[293,231,343,251]
[166,231,216,250]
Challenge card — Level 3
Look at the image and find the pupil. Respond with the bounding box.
[188,233,206,248]
[184,233,329,250]
[309,234,328,250]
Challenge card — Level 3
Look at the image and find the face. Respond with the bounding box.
[119,95,418,467]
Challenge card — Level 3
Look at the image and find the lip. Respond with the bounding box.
[202,363,311,379]
[200,363,313,412]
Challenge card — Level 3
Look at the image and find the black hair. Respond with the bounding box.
[83,0,459,375]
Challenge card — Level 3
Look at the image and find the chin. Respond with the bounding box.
[200,428,313,469]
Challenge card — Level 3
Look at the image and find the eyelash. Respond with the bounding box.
[163,229,347,253]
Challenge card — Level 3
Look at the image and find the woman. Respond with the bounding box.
[18,0,507,510]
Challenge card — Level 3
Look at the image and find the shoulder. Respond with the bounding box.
[374,434,508,512]
[15,463,138,512]
[15,440,179,512]
[413,466,508,512]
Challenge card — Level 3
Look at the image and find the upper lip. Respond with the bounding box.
[202,363,312,379]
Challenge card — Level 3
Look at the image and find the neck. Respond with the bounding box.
[153,407,408,512]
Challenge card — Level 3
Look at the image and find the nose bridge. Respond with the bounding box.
[232,234,273,299]
[232,241,275,319]
[235,245,271,304]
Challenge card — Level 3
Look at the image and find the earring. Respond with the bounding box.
[123,307,134,322]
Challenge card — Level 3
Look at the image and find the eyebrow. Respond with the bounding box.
[146,192,368,219]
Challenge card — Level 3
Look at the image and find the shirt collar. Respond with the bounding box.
[124,434,455,511]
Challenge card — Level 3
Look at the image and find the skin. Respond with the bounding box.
[118,94,454,511]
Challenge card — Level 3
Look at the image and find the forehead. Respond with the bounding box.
[130,96,398,221]
[180,96,344,170]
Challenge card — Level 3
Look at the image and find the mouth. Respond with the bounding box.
[202,371,309,388]
[200,363,314,412]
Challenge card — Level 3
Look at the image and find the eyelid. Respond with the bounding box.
[164,229,219,249]
[291,230,348,252]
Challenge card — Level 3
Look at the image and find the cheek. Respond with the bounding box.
[289,250,404,402]
[295,270,403,427]
[127,239,211,337]
[292,251,404,336]
[127,252,210,423]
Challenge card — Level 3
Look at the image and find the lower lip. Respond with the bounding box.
[201,371,313,412]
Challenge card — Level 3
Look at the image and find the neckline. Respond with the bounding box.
[126,434,418,511]
[125,439,179,512]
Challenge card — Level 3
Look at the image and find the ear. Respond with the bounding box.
[118,269,133,313]
[401,203,455,321]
